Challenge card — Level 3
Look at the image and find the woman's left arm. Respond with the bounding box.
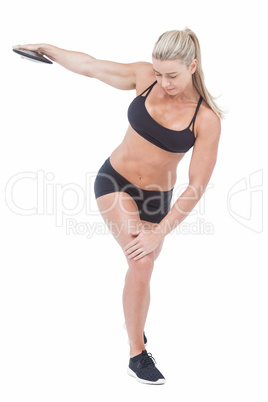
[158,110,222,237]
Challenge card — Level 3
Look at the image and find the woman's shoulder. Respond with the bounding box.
[196,99,221,139]
[199,99,221,124]
[133,61,156,95]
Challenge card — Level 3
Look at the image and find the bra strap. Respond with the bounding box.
[188,95,203,130]
[139,80,157,98]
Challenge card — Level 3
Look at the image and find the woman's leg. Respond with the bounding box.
[123,220,164,356]
[96,192,165,357]
[123,253,154,357]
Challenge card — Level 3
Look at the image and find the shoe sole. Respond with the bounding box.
[127,367,166,385]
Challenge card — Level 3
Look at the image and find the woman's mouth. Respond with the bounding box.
[165,88,175,92]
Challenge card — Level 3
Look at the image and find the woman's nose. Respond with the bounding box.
[161,77,171,88]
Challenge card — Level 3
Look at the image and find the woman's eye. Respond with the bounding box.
[155,73,176,79]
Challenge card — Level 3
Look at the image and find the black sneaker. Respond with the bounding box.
[127,350,166,385]
[123,323,148,346]
[143,332,148,346]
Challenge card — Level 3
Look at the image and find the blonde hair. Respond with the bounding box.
[152,28,227,120]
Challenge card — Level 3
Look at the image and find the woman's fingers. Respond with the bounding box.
[12,44,43,53]
[13,44,30,49]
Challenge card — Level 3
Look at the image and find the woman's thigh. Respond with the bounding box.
[96,191,165,262]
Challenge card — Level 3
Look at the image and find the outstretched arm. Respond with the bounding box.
[12,43,150,90]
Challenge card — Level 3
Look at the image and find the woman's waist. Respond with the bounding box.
[109,148,176,191]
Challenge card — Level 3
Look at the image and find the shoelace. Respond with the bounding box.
[138,352,157,369]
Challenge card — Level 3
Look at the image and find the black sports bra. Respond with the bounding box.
[127,80,203,153]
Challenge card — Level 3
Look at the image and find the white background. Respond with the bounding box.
[1,0,267,400]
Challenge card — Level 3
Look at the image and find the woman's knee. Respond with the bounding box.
[126,254,155,285]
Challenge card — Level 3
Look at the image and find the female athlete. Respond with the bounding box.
[13,28,224,385]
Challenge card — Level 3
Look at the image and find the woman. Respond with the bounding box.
[13,28,223,385]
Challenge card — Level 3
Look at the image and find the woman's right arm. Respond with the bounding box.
[12,43,150,90]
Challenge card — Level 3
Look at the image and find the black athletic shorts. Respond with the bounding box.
[94,157,173,224]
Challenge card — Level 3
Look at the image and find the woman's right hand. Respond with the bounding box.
[12,43,46,55]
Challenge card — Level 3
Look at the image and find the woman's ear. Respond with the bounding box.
[191,59,198,74]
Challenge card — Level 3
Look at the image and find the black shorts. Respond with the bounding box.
[94,157,174,224]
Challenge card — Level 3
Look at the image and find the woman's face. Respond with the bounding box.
[152,57,197,96]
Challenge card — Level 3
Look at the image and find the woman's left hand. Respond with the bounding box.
[123,227,164,261]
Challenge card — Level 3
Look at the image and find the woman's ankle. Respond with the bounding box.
[130,345,146,358]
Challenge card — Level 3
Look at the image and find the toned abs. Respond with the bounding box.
[109,124,185,192]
